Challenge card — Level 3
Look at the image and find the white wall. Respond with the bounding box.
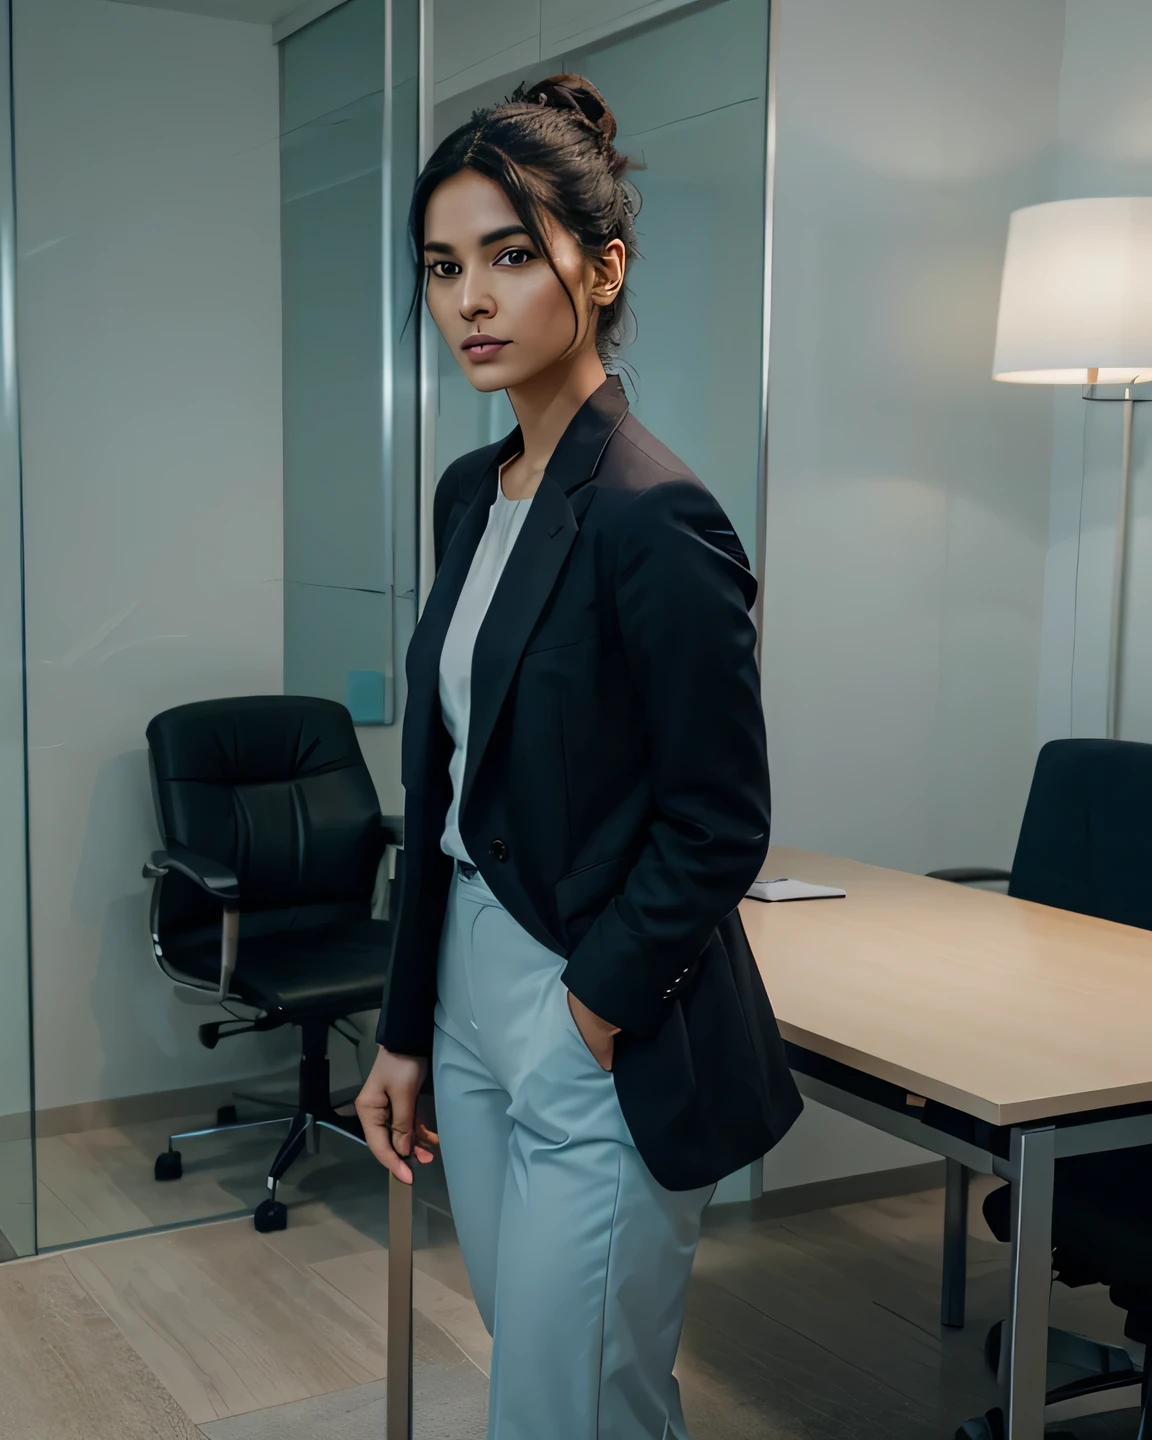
[764,0,1063,877]
[757,0,1067,1187]
[1037,0,1152,745]
[15,0,290,1111]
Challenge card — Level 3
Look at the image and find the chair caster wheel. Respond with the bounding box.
[956,1410,1003,1440]
[216,1103,239,1126]
[154,1150,183,1182]
[254,1199,288,1233]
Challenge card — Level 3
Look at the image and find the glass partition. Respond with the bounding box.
[282,0,421,730]
[9,0,422,1254]
[0,0,35,1262]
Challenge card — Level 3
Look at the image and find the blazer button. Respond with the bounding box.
[489,838,509,862]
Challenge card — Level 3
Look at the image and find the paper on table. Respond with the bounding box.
[746,877,846,902]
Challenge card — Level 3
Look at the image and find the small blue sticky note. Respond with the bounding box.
[346,669,386,725]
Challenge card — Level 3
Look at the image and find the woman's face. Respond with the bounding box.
[421,168,623,394]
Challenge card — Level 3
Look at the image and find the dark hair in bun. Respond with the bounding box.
[409,73,639,362]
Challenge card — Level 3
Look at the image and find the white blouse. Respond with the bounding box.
[438,459,533,864]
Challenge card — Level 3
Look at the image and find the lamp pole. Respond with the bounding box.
[1106,389,1135,739]
[1085,379,1149,740]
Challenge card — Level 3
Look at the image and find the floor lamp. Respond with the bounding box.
[992,197,1152,738]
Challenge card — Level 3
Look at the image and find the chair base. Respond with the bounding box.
[232,1083,361,1113]
[956,1322,1148,1440]
[262,1105,366,1207]
[984,1316,1138,1384]
[165,1111,296,1150]
[155,1015,367,1230]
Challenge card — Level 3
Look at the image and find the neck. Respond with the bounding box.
[505,347,607,483]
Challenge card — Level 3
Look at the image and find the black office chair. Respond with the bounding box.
[980,1153,1152,1439]
[931,739,1152,1439]
[143,695,402,1233]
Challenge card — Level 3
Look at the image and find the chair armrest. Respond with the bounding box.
[380,814,404,848]
[926,867,1012,886]
[144,841,240,903]
[143,843,239,1001]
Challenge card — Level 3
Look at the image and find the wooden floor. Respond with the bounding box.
[0,1164,1143,1439]
[30,1103,343,1250]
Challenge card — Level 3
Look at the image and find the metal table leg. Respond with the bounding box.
[942,1157,970,1328]
[387,1170,415,1439]
[1003,1126,1055,1440]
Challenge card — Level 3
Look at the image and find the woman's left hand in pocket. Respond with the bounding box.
[567,990,621,1071]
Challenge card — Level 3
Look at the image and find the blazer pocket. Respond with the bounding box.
[523,627,597,656]
[555,853,630,920]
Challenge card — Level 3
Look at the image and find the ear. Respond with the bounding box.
[589,237,626,309]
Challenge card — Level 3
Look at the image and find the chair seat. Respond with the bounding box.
[166,917,392,1016]
[984,1144,1152,1292]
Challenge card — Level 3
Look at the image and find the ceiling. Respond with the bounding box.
[107,0,309,25]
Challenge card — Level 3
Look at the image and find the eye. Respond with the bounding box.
[494,248,535,267]
[426,260,462,278]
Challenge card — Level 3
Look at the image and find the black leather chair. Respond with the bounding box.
[143,695,402,1232]
[932,739,1152,1439]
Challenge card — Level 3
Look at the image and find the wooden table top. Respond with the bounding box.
[740,847,1152,1126]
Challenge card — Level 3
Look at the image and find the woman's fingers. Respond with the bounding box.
[361,1105,413,1183]
[355,1048,432,1185]
[390,1088,416,1145]
[355,1079,413,1183]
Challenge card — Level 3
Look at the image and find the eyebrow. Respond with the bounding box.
[423,224,531,255]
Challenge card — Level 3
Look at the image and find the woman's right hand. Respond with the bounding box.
[354,1045,437,1184]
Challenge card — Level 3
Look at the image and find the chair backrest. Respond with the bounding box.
[1009,738,1152,930]
[146,695,385,940]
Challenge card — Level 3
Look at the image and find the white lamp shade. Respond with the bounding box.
[992,197,1152,384]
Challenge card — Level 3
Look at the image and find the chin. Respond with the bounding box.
[461,356,542,394]
[460,350,572,394]
[463,369,511,394]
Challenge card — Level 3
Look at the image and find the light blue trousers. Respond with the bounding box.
[432,863,714,1440]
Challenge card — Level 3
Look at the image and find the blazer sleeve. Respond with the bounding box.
[560,478,771,1039]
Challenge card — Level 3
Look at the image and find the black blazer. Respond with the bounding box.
[378,375,801,1190]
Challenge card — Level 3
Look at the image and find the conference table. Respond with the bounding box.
[385,846,1152,1440]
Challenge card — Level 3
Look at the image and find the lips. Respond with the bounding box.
[462,333,510,360]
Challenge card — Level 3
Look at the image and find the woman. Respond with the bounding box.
[355,74,801,1439]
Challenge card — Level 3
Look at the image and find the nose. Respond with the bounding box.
[459,267,495,324]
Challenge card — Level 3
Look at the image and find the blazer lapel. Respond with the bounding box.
[404,374,630,812]
[460,475,577,819]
